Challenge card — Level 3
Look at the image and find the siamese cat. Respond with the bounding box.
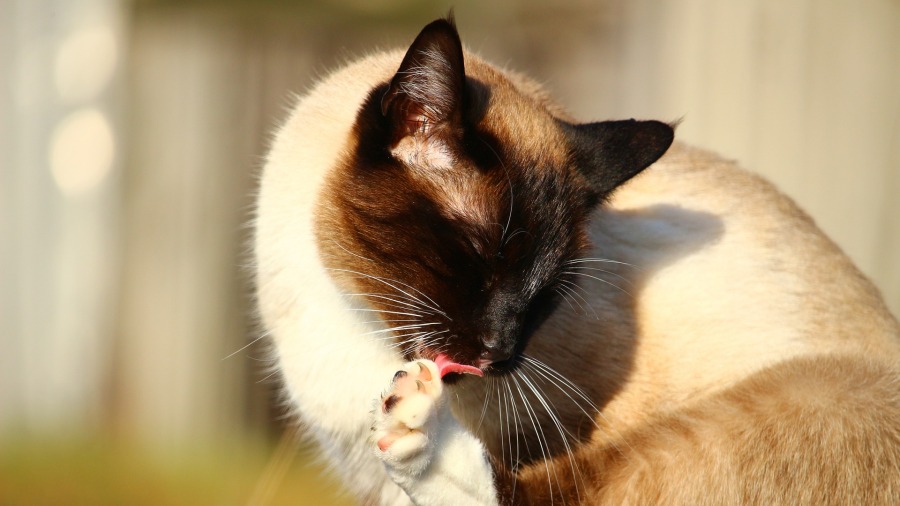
[254,17,900,505]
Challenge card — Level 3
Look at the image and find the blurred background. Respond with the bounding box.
[1,0,898,503]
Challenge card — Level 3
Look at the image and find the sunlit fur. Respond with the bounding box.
[254,20,900,505]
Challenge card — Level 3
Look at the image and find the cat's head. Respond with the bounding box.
[317,18,672,377]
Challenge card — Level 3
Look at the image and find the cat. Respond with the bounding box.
[254,17,900,505]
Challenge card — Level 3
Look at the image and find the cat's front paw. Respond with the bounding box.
[373,360,445,475]
[372,359,499,505]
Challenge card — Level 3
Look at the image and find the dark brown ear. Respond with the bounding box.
[571,119,674,197]
[381,17,465,140]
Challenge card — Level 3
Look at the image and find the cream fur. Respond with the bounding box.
[255,46,900,505]
[255,51,413,503]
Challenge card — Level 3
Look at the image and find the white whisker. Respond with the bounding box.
[564,257,636,269]
[509,371,558,504]
[359,319,422,324]
[360,322,442,337]
[523,355,636,460]
[482,139,514,249]
[474,377,494,434]
[345,292,439,315]
[563,265,634,288]
[329,239,376,264]
[522,356,598,416]
[564,270,632,298]
[555,284,582,312]
[345,308,427,318]
[554,287,580,315]
[498,378,508,472]
[327,267,449,318]
[386,329,446,343]
[517,368,583,503]
[222,330,271,361]
[557,279,600,320]
[502,228,530,248]
[504,376,537,503]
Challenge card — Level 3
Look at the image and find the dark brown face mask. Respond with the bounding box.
[316,17,673,376]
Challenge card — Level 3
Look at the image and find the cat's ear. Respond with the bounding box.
[381,17,465,141]
[572,119,674,198]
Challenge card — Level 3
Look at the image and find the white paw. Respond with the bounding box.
[373,360,444,475]
[372,359,499,505]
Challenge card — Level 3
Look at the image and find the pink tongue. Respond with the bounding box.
[434,353,483,378]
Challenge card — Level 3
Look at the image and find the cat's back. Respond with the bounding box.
[519,142,900,505]
[586,141,900,412]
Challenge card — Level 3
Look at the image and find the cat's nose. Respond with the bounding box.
[480,343,514,365]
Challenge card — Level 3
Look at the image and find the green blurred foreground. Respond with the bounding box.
[0,436,354,505]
